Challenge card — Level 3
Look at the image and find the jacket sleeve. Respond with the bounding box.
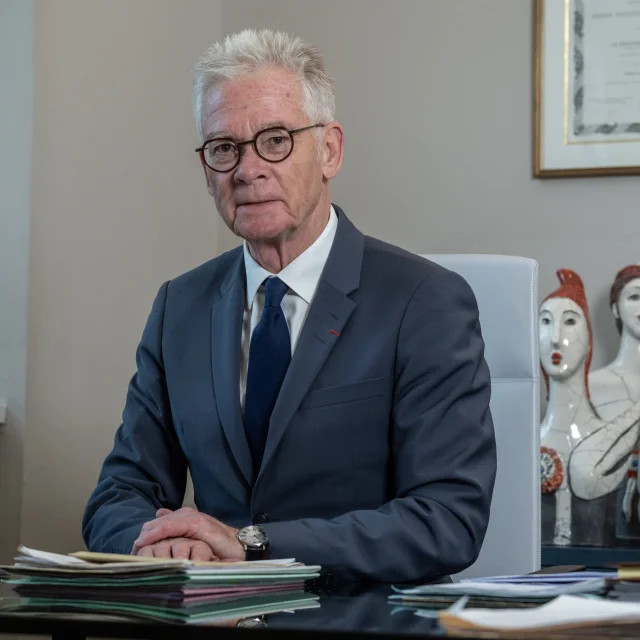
[263,270,496,582]
[82,281,187,553]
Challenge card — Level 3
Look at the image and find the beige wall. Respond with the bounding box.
[221,0,640,368]
[0,0,33,564]
[5,0,640,555]
[20,0,222,552]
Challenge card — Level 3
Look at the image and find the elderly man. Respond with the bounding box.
[83,29,496,582]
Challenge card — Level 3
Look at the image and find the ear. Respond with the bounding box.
[320,121,344,180]
[612,303,620,319]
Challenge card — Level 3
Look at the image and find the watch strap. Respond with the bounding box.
[245,546,268,561]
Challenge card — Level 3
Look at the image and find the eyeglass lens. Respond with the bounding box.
[203,128,293,171]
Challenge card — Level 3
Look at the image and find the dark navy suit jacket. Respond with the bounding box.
[82,206,496,582]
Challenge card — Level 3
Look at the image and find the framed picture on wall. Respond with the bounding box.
[534,0,640,178]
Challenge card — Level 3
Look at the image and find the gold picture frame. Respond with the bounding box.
[534,0,640,178]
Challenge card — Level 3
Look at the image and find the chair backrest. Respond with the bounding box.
[423,254,540,579]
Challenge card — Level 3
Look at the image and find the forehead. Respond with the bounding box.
[541,297,584,317]
[201,68,307,137]
[621,278,640,296]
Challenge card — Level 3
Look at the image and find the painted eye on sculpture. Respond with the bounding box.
[541,317,550,325]
[628,293,640,301]
[564,317,576,326]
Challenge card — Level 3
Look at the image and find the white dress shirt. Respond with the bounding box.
[240,206,339,409]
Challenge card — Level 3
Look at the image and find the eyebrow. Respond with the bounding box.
[204,122,290,141]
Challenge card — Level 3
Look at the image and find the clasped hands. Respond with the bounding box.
[131,507,245,562]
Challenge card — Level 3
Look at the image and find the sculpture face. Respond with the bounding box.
[616,278,640,341]
[540,297,589,381]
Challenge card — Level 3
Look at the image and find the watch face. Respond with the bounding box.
[238,525,267,548]
[236,616,267,628]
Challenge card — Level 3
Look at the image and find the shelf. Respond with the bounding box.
[542,545,640,569]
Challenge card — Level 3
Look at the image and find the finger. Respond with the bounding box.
[152,540,173,558]
[190,541,215,562]
[138,510,180,536]
[171,538,192,560]
[134,515,199,550]
[137,546,154,557]
[133,515,187,553]
[132,520,165,554]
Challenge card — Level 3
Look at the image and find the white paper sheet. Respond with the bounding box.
[445,595,640,631]
[391,579,608,599]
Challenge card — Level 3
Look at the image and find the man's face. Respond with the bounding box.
[200,68,326,243]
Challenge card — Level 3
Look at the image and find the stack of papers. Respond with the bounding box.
[439,595,640,635]
[0,546,321,624]
[468,571,616,584]
[389,578,611,610]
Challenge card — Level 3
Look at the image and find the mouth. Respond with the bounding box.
[551,352,563,365]
[236,199,278,209]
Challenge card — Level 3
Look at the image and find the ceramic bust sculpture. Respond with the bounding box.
[589,265,640,539]
[540,269,640,547]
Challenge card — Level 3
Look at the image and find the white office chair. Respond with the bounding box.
[423,254,540,579]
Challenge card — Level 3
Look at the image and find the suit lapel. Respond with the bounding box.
[256,207,365,483]
[211,253,253,486]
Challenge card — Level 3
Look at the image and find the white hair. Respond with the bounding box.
[192,29,335,142]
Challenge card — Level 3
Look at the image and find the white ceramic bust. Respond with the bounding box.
[540,273,594,545]
[540,270,640,546]
[590,269,640,523]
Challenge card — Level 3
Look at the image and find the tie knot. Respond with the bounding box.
[264,277,288,308]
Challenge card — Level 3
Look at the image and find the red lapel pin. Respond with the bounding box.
[330,329,340,336]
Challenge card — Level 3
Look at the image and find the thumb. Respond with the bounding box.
[156,508,173,517]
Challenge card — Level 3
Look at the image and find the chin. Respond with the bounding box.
[234,215,291,242]
[544,363,569,379]
[626,325,640,341]
[543,365,560,378]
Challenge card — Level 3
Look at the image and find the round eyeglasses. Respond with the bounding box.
[195,124,325,173]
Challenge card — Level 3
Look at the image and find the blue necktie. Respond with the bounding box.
[244,277,291,472]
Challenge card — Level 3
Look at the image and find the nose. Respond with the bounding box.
[551,321,561,348]
[233,144,268,184]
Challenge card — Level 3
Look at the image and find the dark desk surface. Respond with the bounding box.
[0,580,436,639]
[4,580,640,640]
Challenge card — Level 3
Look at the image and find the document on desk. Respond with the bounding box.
[7,546,319,575]
[0,590,321,625]
[438,595,640,634]
[12,546,307,571]
[1,545,322,585]
[390,579,609,602]
[468,571,615,584]
[0,545,322,624]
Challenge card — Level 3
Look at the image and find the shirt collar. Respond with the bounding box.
[244,205,339,308]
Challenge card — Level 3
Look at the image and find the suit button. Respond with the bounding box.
[253,513,270,525]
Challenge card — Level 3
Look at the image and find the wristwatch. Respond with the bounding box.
[237,525,269,560]
[236,615,267,628]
